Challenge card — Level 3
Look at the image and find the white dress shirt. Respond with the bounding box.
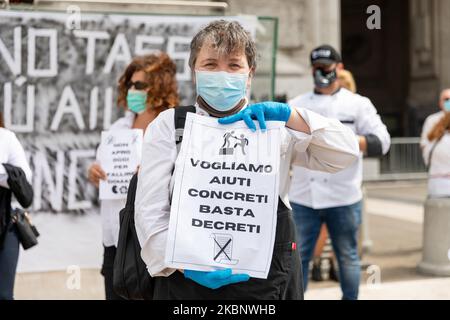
[288,88,391,209]
[96,111,136,247]
[0,127,32,188]
[421,111,450,198]
[135,104,359,277]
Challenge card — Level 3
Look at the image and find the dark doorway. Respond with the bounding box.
[341,0,409,137]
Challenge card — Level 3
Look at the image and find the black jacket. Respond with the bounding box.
[0,163,33,248]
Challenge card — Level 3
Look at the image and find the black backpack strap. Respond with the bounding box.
[125,173,138,209]
[174,105,196,145]
[170,106,196,203]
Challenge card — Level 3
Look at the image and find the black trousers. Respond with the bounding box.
[0,226,19,300]
[101,245,125,300]
[153,201,304,300]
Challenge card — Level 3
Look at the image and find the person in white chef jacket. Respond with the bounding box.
[134,21,360,300]
[288,45,391,300]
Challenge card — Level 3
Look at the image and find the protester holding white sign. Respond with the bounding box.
[135,20,359,300]
[87,53,180,300]
[166,114,283,279]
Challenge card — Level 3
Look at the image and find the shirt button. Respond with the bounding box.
[323,179,328,183]
[310,178,315,182]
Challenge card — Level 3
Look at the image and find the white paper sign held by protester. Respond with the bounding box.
[99,129,143,200]
[166,113,283,279]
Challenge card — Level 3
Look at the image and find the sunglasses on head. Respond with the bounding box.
[128,81,149,90]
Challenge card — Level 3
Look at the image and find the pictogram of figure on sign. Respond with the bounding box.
[233,134,249,155]
[219,131,248,156]
[222,131,235,148]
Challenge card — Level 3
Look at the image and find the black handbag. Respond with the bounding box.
[1,163,34,249]
[11,208,39,250]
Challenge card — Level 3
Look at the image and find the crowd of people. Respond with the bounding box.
[1,19,449,301]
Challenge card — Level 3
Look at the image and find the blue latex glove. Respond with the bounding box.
[218,101,292,132]
[184,269,250,290]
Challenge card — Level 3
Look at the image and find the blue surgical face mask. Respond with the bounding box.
[195,71,248,112]
[444,99,450,112]
[127,90,147,114]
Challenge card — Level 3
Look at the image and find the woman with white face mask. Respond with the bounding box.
[135,20,359,300]
[87,53,179,300]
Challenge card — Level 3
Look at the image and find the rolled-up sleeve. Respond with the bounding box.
[356,97,391,156]
[135,109,177,277]
[287,107,359,173]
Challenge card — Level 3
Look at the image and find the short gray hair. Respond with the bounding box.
[189,20,257,72]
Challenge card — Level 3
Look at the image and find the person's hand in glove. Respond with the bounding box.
[218,101,310,134]
[184,268,250,290]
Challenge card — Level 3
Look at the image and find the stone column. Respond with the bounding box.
[418,198,450,276]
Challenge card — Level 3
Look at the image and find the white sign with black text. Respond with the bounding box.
[166,113,283,279]
[99,129,142,200]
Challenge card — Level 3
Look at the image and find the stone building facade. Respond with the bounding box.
[4,0,449,135]
[227,0,450,136]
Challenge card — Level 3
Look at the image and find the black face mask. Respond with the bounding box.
[314,68,337,88]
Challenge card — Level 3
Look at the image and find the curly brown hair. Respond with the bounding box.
[428,112,450,141]
[117,53,179,113]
